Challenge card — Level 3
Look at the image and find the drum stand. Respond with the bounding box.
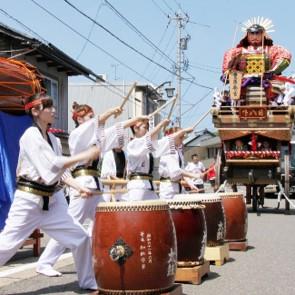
[175,261,210,285]
[204,243,230,266]
[227,240,248,251]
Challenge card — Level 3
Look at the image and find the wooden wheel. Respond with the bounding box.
[284,154,290,211]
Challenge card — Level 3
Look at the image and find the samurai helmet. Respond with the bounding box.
[241,17,275,34]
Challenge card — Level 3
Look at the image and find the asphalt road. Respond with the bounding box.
[0,198,295,295]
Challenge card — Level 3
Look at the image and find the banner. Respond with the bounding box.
[0,112,31,229]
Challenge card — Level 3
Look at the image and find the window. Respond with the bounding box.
[43,76,59,109]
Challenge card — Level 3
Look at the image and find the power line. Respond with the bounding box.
[64,0,178,78]
[0,8,49,44]
[142,24,170,76]
[181,89,213,124]
[76,1,104,60]
[30,0,155,84]
[151,0,169,18]
[188,64,220,74]
[63,0,213,90]
[0,6,129,97]
[161,0,175,14]
[104,0,176,68]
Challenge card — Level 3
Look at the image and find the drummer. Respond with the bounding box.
[0,93,100,290]
[159,127,205,199]
[125,119,193,201]
[100,147,127,201]
[36,102,148,278]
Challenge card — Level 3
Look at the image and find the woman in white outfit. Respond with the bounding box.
[159,127,204,199]
[0,93,100,290]
[37,102,147,277]
[125,119,191,201]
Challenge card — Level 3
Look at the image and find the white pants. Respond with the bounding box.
[159,182,182,199]
[125,179,158,201]
[37,192,104,281]
[0,190,97,290]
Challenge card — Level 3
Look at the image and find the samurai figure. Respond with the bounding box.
[222,17,292,104]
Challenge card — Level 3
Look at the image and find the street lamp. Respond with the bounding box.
[165,85,175,98]
[154,81,175,99]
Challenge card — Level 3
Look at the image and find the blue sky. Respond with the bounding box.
[1,0,294,130]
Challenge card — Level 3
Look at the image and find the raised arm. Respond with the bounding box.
[98,106,123,125]
[150,119,170,140]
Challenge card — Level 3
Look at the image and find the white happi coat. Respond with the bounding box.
[0,126,97,290]
[159,148,184,199]
[101,149,127,201]
[185,161,205,185]
[125,134,175,201]
[37,117,124,276]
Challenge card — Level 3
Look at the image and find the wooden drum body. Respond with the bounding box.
[219,192,248,242]
[167,196,207,267]
[178,194,225,247]
[93,201,177,294]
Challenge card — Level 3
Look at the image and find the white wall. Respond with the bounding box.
[68,82,137,132]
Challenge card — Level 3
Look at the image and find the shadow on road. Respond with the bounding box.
[247,207,295,215]
[205,271,220,282]
[5,281,91,295]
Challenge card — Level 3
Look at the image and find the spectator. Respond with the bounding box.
[184,153,206,193]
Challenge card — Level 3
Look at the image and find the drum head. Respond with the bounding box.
[96,200,169,212]
[174,193,221,203]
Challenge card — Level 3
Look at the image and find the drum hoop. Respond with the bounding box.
[96,200,169,212]
[167,200,206,210]
[218,193,244,199]
[174,193,222,203]
[97,286,173,294]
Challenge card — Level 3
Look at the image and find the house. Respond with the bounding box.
[0,23,103,130]
[183,129,221,167]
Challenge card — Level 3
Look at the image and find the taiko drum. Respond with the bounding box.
[92,200,177,294]
[179,194,225,247]
[219,192,248,242]
[166,196,207,267]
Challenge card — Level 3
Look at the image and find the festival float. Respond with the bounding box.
[211,17,295,211]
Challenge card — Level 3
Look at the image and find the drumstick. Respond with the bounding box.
[120,82,137,109]
[191,109,212,130]
[167,93,178,120]
[148,96,177,118]
[163,94,178,133]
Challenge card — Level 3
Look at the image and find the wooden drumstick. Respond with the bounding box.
[163,94,178,133]
[191,109,211,130]
[120,82,137,109]
[148,96,177,118]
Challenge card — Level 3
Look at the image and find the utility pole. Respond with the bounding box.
[169,13,190,127]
